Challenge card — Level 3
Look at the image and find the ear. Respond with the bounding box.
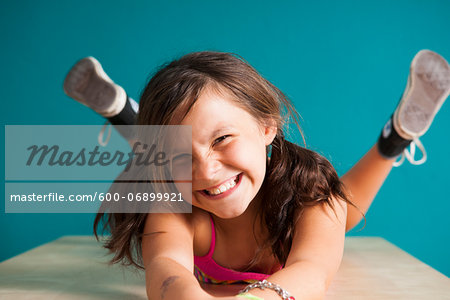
[262,119,277,146]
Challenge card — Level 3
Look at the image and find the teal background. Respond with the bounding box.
[1,0,449,277]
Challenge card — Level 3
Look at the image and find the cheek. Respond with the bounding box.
[225,139,267,179]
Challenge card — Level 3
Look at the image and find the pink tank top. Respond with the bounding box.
[193,214,282,284]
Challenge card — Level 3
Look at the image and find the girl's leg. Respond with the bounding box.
[343,50,450,232]
[341,144,395,231]
[63,57,138,142]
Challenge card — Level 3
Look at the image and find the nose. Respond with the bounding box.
[193,153,222,185]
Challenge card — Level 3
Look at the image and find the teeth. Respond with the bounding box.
[205,176,238,196]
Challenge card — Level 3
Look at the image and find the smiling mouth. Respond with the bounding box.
[200,173,242,197]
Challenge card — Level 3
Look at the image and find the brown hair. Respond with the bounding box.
[94,51,359,270]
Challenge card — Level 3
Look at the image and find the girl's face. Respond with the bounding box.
[175,87,277,219]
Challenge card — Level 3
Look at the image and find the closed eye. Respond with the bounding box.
[214,135,230,145]
[172,153,192,162]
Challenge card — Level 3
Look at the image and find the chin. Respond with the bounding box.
[213,203,250,219]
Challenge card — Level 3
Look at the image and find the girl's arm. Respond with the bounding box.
[249,196,347,300]
[142,212,214,300]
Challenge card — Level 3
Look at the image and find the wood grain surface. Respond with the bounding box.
[0,236,448,299]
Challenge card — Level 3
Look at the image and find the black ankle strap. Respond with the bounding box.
[377,116,412,159]
[108,96,137,126]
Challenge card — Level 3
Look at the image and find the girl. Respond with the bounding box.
[65,50,450,299]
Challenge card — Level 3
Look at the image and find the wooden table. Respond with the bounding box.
[0,236,448,299]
